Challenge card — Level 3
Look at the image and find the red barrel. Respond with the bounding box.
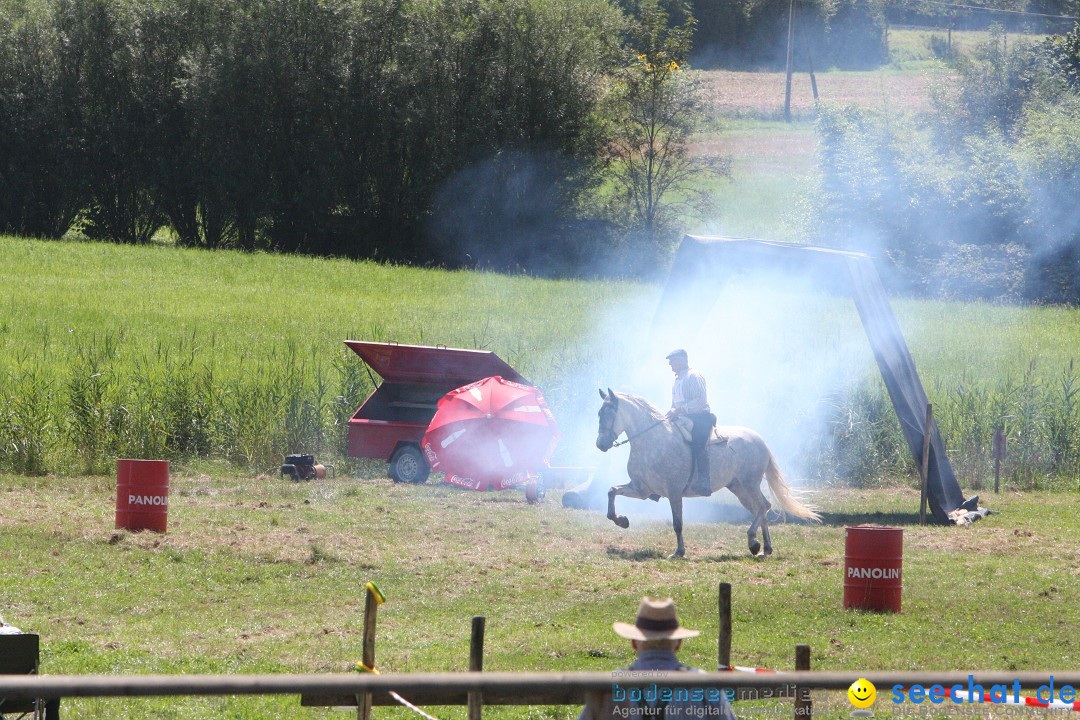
[115,459,170,532]
[843,525,902,612]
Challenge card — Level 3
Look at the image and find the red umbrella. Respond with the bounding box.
[422,376,561,491]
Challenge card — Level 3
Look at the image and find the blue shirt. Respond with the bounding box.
[579,650,737,720]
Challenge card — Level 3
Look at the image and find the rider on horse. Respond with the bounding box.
[664,349,716,496]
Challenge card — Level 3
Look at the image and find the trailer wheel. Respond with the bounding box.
[389,445,429,484]
[525,479,545,504]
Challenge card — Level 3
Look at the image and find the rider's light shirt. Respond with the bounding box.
[671,369,710,415]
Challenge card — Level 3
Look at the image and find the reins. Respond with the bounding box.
[611,417,667,448]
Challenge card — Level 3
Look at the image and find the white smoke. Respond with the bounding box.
[530,263,881,524]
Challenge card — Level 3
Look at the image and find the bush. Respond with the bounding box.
[815,29,1080,304]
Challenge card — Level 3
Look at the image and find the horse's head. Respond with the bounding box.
[596,387,620,452]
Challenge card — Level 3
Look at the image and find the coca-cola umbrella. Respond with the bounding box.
[422,376,561,491]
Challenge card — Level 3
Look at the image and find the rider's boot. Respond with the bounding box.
[691,447,712,496]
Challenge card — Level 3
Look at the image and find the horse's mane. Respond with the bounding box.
[615,392,666,421]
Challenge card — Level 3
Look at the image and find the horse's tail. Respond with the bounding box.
[764,452,822,522]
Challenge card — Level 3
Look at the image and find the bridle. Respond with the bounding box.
[598,399,666,449]
[597,402,620,450]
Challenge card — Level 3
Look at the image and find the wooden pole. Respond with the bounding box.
[784,0,796,122]
[359,586,380,720]
[794,645,811,720]
[717,583,732,670]
[919,403,933,526]
[468,616,486,720]
[796,14,818,102]
[993,427,1005,494]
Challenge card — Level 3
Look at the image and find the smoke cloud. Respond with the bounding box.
[533,256,880,524]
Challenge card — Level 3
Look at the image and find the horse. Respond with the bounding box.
[596,388,820,559]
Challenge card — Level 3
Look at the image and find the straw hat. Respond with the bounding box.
[613,597,700,640]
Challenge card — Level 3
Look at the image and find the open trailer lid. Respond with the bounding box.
[344,341,528,386]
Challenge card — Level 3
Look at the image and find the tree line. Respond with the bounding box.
[0,0,644,273]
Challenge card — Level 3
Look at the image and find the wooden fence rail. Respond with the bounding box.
[6,583,1076,716]
[1,671,1078,705]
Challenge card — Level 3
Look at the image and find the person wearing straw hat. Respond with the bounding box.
[578,597,736,720]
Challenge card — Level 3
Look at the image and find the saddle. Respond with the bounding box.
[671,417,727,446]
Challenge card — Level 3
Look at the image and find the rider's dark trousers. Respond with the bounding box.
[687,412,716,449]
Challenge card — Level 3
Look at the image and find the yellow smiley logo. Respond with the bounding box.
[848,678,877,709]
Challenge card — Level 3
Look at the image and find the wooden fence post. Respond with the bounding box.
[717,583,732,671]
[468,616,486,720]
[794,644,811,720]
[358,584,381,720]
[993,427,1005,494]
[919,404,933,525]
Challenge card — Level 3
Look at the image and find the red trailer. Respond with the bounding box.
[345,341,528,483]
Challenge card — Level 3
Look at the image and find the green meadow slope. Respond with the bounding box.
[2,235,1077,485]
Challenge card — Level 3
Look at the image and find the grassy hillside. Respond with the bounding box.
[5,236,1076,384]
[0,235,638,382]
[688,26,1050,242]
[2,235,1077,486]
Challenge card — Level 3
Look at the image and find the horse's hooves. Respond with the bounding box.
[669,551,685,560]
[748,541,761,556]
[615,516,630,529]
[763,547,774,556]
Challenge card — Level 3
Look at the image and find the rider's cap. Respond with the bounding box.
[665,348,688,360]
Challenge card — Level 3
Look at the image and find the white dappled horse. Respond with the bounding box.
[596,389,820,558]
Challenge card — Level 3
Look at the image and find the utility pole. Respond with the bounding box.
[799,14,819,102]
[784,0,796,122]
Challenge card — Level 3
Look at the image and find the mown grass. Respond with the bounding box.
[1,473,1077,719]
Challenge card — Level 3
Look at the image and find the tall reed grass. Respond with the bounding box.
[1,332,371,476]
[3,327,1076,489]
[803,361,1080,491]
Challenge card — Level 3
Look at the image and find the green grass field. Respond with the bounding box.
[0,235,638,383]
[6,236,1077,388]
[1,472,1077,719]
[886,27,1049,66]
[1,27,1077,717]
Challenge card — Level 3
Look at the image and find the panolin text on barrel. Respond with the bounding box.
[128,494,168,506]
[847,567,900,579]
